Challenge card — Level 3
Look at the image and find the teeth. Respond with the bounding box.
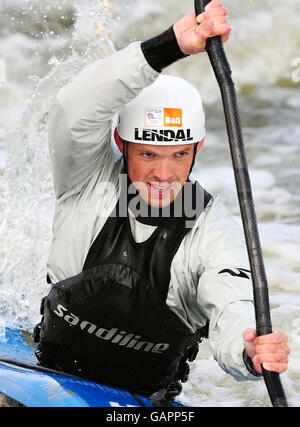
[151,183,170,189]
[152,185,170,191]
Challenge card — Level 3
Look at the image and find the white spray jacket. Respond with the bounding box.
[47,42,259,381]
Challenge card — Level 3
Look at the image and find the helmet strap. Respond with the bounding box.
[123,140,129,173]
[188,142,199,177]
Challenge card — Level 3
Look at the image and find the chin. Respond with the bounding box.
[139,189,177,209]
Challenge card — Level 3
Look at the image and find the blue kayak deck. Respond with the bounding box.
[0,328,182,407]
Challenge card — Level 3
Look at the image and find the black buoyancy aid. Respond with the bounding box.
[35,181,212,395]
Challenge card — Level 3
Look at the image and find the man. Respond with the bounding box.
[35,0,289,401]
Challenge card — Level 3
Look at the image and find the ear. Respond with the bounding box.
[197,138,205,154]
[114,128,125,154]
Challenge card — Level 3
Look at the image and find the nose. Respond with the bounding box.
[152,159,174,183]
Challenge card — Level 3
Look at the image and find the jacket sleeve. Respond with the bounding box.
[48,42,159,199]
[196,196,261,381]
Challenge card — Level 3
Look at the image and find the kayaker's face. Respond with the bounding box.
[116,136,203,208]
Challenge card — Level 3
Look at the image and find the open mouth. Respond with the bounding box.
[149,183,172,198]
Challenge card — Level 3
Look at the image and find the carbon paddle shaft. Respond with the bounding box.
[194,0,288,407]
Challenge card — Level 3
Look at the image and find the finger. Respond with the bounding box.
[197,10,227,26]
[196,20,214,36]
[210,22,232,37]
[243,329,257,359]
[197,5,227,21]
[204,6,228,19]
[194,22,231,51]
[243,328,257,342]
[254,344,290,355]
[253,353,289,366]
[252,359,263,374]
[196,12,205,24]
[205,0,224,11]
[196,12,206,26]
[221,31,231,44]
[191,26,214,52]
[263,362,289,374]
[196,14,228,33]
[196,20,230,37]
[253,356,289,374]
[208,15,228,26]
[256,332,288,345]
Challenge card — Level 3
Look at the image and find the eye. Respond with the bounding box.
[141,152,156,159]
[175,151,189,159]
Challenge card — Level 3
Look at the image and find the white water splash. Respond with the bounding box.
[0,0,116,329]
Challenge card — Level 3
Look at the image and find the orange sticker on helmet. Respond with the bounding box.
[164,108,182,127]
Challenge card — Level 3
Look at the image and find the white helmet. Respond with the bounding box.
[118,75,205,146]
